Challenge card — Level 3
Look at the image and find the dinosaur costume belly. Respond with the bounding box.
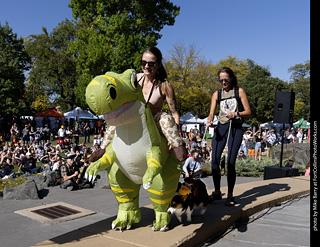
[112,101,151,184]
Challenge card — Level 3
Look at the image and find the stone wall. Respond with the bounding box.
[272,143,310,166]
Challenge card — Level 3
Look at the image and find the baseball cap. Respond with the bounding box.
[66,153,76,159]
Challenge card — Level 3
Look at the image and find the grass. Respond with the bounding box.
[0,176,28,192]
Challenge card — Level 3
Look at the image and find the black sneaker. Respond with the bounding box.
[208,192,222,203]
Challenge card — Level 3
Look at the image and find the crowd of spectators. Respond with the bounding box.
[0,118,105,190]
[180,124,310,178]
[237,127,309,160]
[1,117,310,188]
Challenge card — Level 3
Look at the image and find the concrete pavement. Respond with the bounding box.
[204,194,310,246]
[30,176,310,247]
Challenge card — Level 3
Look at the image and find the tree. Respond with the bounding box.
[165,43,252,118]
[239,64,289,126]
[288,60,310,120]
[0,22,30,117]
[68,0,180,109]
[25,19,77,112]
[214,55,250,82]
[164,42,212,118]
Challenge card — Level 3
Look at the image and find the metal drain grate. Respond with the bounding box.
[31,205,81,219]
[15,202,96,225]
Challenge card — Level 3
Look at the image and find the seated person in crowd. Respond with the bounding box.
[52,156,63,171]
[182,150,203,178]
[0,158,14,178]
[200,146,210,162]
[238,150,247,159]
[60,153,80,191]
[19,152,40,174]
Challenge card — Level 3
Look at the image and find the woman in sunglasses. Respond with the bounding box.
[90,47,187,163]
[206,67,251,206]
[137,46,187,162]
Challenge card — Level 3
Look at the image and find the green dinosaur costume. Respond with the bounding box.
[85,69,181,231]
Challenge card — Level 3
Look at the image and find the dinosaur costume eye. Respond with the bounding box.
[130,72,138,90]
[109,86,117,100]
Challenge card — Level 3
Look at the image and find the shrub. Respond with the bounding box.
[201,158,306,178]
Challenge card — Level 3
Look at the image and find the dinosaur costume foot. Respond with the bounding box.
[152,211,171,231]
[112,209,141,231]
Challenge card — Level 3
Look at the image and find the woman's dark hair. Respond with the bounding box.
[142,46,167,82]
[217,67,238,88]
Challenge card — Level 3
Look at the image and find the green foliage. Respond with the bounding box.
[25,19,78,112]
[68,0,180,109]
[0,176,28,192]
[0,22,30,116]
[288,60,310,121]
[235,159,278,177]
[165,43,283,122]
[201,158,306,178]
[239,63,289,126]
[1,3,309,124]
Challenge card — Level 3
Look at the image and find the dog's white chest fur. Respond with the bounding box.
[168,206,193,222]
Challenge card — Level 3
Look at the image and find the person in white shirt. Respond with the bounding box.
[296,128,303,143]
[265,130,276,158]
[58,125,66,140]
[93,135,102,146]
[182,150,203,178]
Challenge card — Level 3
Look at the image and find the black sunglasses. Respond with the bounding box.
[219,78,231,83]
[141,60,156,67]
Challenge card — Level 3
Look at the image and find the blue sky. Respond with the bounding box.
[0,0,310,82]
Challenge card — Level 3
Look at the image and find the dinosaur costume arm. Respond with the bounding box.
[86,142,116,180]
[143,146,162,189]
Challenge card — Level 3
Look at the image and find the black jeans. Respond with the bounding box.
[211,122,243,194]
[60,179,79,190]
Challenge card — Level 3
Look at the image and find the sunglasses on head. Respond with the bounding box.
[219,78,231,83]
[141,60,156,67]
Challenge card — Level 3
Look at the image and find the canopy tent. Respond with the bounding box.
[259,121,291,131]
[293,118,310,129]
[33,109,64,129]
[180,112,206,132]
[242,122,251,128]
[33,109,64,118]
[180,112,206,124]
[180,112,196,123]
[64,107,98,120]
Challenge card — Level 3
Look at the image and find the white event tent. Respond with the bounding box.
[180,112,206,132]
[64,107,99,120]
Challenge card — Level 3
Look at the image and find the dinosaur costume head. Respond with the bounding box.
[86,69,145,126]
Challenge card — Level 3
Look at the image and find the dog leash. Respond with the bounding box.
[207,117,232,176]
[221,119,232,175]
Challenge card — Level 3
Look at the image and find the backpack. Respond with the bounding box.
[54,163,67,185]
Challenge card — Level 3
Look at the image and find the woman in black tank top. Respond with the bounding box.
[206,67,251,206]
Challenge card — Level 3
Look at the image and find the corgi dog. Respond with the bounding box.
[167,178,209,222]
